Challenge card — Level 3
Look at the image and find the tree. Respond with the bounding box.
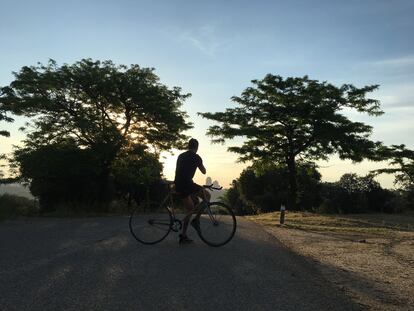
[319,173,395,213]
[372,144,414,189]
[0,104,13,180]
[1,59,191,150]
[1,59,192,203]
[338,173,379,194]
[222,180,244,213]
[12,140,103,212]
[225,162,321,214]
[0,100,13,137]
[200,74,383,209]
[112,146,163,207]
[372,145,414,210]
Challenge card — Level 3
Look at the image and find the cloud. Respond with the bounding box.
[165,23,225,57]
[373,82,414,109]
[370,55,414,68]
[359,55,414,80]
[348,55,414,109]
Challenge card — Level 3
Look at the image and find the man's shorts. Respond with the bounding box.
[175,182,203,198]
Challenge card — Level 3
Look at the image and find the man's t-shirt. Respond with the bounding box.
[174,150,202,186]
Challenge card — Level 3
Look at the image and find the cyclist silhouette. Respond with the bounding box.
[174,138,211,244]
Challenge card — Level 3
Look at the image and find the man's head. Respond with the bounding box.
[188,138,199,152]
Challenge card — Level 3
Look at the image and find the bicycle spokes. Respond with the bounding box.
[129,210,173,245]
[148,219,171,226]
[196,202,237,247]
[206,206,219,225]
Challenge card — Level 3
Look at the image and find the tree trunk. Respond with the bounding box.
[96,163,112,212]
[95,146,119,211]
[145,187,150,209]
[286,156,298,210]
[127,192,132,207]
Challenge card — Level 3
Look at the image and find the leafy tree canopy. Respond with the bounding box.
[0,104,13,137]
[338,173,380,194]
[112,145,163,205]
[0,103,13,178]
[0,59,192,157]
[225,162,321,214]
[200,74,383,163]
[372,144,414,189]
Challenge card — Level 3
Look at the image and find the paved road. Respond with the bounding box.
[0,217,359,311]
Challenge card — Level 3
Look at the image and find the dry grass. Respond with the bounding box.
[247,211,414,311]
[250,211,414,236]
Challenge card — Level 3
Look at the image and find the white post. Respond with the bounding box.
[280,204,285,224]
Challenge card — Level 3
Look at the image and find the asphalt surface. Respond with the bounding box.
[0,217,360,311]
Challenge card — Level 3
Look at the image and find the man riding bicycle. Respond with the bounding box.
[174,138,211,244]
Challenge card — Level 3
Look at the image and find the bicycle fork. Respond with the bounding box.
[205,203,218,226]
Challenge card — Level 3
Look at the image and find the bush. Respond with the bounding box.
[0,194,39,220]
[382,194,405,213]
[318,182,368,214]
[112,150,163,207]
[220,180,256,215]
[403,186,414,210]
[253,192,281,213]
[366,187,395,212]
[317,199,337,214]
[318,183,348,214]
[230,162,321,214]
[14,143,104,213]
[319,174,402,214]
[12,141,165,214]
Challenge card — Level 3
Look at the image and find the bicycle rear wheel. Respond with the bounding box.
[196,202,236,247]
[129,203,173,245]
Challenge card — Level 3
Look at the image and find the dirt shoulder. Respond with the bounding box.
[247,212,414,311]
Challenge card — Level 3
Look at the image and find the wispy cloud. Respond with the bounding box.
[351,55,414,88]
[370,55,414,68]
[164,23,227,57]
[181,24,221,57]
[361,55,414,80]
[373,82,414,109]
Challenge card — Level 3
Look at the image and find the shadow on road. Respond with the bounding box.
[0,217,363,311]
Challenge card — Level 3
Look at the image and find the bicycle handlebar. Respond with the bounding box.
[162,180,222,191]
[203,184,223,191]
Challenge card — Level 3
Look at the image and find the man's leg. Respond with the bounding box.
[181,186,211,238]
[181,195,195,238]
[191,188,211,227]
[196,187,211,206]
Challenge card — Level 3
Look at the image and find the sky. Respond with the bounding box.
[1,0,414,188]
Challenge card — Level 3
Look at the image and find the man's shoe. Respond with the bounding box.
[179,234,193,244]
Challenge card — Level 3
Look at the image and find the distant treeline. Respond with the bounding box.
[222,162,414,215]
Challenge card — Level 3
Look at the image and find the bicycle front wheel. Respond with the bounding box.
[129,203,173,245]
[196,202,237,247]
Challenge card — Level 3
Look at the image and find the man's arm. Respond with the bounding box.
[199,163,206,174]
[198,156,206,174]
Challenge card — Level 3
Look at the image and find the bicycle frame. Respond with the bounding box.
[160,184,217,228]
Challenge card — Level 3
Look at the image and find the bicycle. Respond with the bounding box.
[129,182,237,247]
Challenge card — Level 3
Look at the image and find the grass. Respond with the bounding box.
[0,194,39,221]
[247,211,414,236]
